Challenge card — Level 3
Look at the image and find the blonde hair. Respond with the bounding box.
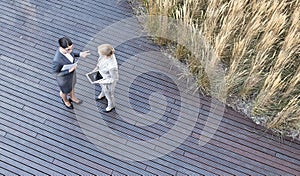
[98,44,115,57]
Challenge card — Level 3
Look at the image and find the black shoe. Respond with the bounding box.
[102,107,115,113]
[62,99,74,109]
[69,98,83,104]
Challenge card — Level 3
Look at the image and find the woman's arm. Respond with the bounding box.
[92,64,99,72]
[52,61,70,76]
[80,51,90,58]
[92,56,103,72]
[99,68,118,84]
[72,51,90,58]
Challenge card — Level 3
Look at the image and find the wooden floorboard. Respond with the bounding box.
[1,0,300,175]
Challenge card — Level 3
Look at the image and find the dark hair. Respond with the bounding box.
[58,37,73,48]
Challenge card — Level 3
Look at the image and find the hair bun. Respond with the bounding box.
[98,44,114,56]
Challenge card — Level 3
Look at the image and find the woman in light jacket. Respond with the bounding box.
[94,44,119,112]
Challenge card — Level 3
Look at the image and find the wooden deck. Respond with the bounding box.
[0,0,300,175]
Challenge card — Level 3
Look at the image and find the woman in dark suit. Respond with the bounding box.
[52,37,90,109]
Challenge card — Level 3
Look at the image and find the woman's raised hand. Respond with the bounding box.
[80,50,91,58]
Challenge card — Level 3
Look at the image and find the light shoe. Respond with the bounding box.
[102,106,115,113]
[97,94,105,100]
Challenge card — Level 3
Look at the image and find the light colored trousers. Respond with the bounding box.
[100,82,117,109]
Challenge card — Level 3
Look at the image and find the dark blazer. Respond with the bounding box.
[52,50,80,94]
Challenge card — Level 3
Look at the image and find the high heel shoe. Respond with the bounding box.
[62,99,73,109]
[69,98,83,104]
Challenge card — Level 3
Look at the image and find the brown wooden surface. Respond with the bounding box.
[0,0,299,175]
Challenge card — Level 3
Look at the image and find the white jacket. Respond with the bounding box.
[95,54,119,84]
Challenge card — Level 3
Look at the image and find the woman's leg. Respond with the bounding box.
[110,82,117,108]
[69,89,83,104]
[101,84,114,111]
[69,89,77,101]
[97,90,105,99]
[69,72,81,103]
[60,91,71,106]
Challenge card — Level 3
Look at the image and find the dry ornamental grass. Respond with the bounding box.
[131,0,300,140]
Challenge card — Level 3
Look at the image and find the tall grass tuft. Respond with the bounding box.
[137,0,300,138]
